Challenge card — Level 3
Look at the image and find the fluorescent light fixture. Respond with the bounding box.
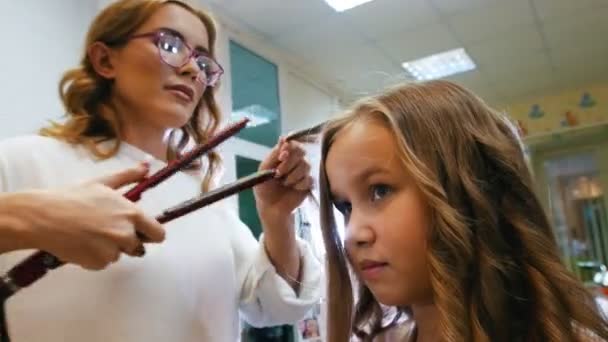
[231,104,274,127]
[401,48,476,81]
[324,0,376,12]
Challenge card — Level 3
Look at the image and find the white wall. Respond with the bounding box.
[282,71,340,134]
[0,0,97,138]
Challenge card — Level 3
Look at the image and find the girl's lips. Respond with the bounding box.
[359,260,389,280]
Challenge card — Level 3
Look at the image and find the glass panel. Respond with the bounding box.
[236,155,295,341]
[544,153,608,283]
[230,41,281,147]
[236,155,263,238]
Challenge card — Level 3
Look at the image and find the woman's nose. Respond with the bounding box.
[179,56,201,82]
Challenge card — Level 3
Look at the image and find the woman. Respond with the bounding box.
[0,0,320,341]
[318,80,608,341]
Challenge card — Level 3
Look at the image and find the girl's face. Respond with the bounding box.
[306,319,318,333]
[96,4,217,132]
[325,119,433,306]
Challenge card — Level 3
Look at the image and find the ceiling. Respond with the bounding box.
[202,0,608,106]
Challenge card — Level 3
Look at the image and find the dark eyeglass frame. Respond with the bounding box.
[128,29,224,87]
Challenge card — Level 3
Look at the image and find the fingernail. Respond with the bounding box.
[135,245,146,257]
[136,232,150,242]
[140,161,150,169]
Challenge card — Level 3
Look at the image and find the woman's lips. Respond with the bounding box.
[165,84,194,102]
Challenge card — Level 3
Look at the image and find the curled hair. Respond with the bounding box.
[319,80,608,341]
[41,0,221,191]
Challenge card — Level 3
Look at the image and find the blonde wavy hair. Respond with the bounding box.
[41,0,221,191]
[318,80,608,341]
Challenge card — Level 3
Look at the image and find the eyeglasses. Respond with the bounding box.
[129,29,224,87]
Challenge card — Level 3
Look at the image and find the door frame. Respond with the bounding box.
[527,125,608,273]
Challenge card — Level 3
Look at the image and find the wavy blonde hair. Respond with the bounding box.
[41,0,221,191]
[319,80,608,341]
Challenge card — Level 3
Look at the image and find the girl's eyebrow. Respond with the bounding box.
[327,164,390,202]
[353,165,389,182]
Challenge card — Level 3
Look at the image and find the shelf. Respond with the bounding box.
[524,120,608,152]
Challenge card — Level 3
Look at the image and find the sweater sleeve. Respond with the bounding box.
[219,205,322,327]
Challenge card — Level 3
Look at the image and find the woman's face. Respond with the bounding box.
[325,119,433,307]
[105,4,211,131]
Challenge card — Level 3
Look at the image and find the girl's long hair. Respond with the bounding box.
[319,80,608,341]
[41,0,221,191]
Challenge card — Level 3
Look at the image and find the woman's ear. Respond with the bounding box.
[87,42,117,79]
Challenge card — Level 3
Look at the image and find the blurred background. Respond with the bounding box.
[1,0,606,340]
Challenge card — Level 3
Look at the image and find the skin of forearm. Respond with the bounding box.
[260,212,302,292]
[0,192,38,253]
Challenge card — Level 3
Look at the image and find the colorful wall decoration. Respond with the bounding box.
[505,83,608,137]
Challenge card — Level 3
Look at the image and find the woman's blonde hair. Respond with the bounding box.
[318,80,608,341]
[41,0,221,191]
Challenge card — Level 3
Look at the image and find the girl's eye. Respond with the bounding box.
[371,184,392,202]
[334,201,352,218]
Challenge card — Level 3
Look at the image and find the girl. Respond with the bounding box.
[318,80,608,341]
[0,0,320,341]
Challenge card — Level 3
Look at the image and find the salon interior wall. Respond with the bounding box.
[506,83,608,137]
[0,0,98,138]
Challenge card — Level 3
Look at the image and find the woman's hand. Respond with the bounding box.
[253,138,313,290]
[0,164,165,270]
[253,137,313,225]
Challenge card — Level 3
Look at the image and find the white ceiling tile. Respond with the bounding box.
[491,66,557,100]
[533,0,608,21]
[467,38,550,80]
[272,15,364,63]
[212,0,334,39]
[432,0,497,15]
[551,44,608,73]
[313,46,399,85]
[444,69,490,89]
[445,70,501,105]
[209,0,608,105]
[542,7,608,49]
[335,66,409,99]
[375,24,461,63]
[345,0,441,38]
[276,23,403,93]
[468,25,544,54]
[447,0,534,43]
